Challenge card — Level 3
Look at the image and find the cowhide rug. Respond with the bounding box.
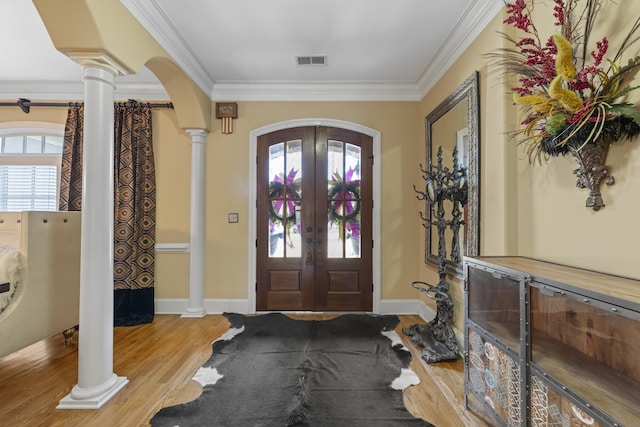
[150,313,436,426]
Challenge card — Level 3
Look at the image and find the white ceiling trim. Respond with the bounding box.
[113,83,172,101]
[0,82,85,101]
[3,1,505,103]
[0,81,171,102]
[124,0,505,102]
[121,0,215,96]
[212,81,422,102]
[417,0,505,98]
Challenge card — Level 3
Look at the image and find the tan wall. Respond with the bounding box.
[516,0,640,279]
[5,0,639,317]
[417,1,640,334]
[205,101,420,301]
[417,12,513,330]
[152,109,192,298]
[153,102,421,301]
[0,106,68,126]
[0,106,195,300]
[0,101,421,303]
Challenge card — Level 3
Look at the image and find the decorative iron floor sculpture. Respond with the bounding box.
[403,146,467,363]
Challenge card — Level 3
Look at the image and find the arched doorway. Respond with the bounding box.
[248,119,381,312]
[256,126,372,311]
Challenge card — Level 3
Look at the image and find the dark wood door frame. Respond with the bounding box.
[256,126,372,311]
[248,119,382,313]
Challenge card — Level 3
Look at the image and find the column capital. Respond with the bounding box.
[67,49,131,76]
[186,129,208,144]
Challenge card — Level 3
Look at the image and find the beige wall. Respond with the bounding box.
[417,1,640,333]
[152,102,420,301]
[516,0,640,279]
[0,106,68,126]
[3,0,639,319]
[416,12,513,329]
[204,101,420,301]
[0,101,421,303]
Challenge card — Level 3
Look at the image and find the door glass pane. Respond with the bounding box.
[268,140,302,258]
[327,140,361,258]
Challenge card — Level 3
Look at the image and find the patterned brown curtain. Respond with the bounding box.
[59,101,156,326]
[113,101,156,325]
[59,103,84,211]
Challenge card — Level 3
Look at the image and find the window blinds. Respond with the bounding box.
[0,165,58,211]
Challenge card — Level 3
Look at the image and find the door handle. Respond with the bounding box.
[305,237,313,265]
[316,238,323,266]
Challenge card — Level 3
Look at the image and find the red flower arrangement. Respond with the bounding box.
[492,0,640,162]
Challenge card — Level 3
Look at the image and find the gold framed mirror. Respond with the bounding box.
[424,71,479,277]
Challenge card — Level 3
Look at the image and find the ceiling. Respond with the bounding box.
[0,0,504,102]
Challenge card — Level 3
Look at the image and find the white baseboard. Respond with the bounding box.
[155,298,449,324]
[378,299,421,315]
[379,298,450,325]
[154,243,190,253]
[154,298,250,315]
[417,299,437,322]
[154,298,184,314]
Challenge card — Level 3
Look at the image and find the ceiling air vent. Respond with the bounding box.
[296,55,327,66]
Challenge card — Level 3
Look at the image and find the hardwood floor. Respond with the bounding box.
[0,314,491,426]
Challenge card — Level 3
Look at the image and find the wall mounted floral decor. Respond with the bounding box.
[492,0,640,210]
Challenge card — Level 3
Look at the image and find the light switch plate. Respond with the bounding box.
[228,213,239,223]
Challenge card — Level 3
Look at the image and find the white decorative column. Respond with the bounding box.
[58,63,128,409]
[182,129,208,317]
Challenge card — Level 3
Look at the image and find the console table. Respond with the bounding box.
[463,256,640,427]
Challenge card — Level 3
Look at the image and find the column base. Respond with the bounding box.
[181,306,206,318]
[57,376,129,409]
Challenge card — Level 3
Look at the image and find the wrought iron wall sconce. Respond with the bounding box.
[403,145,468,363]
[568,143,615,211]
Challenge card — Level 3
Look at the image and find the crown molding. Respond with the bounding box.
[121,0,214,96]
[114,82,171,100]
[206,0,504,101]
[417,0,505,98]
[212,81,422,102]
[0,81,170,102]
[3,1,504,103]
[0,82,84,101]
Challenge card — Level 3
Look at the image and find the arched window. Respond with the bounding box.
[0,123,64,212]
